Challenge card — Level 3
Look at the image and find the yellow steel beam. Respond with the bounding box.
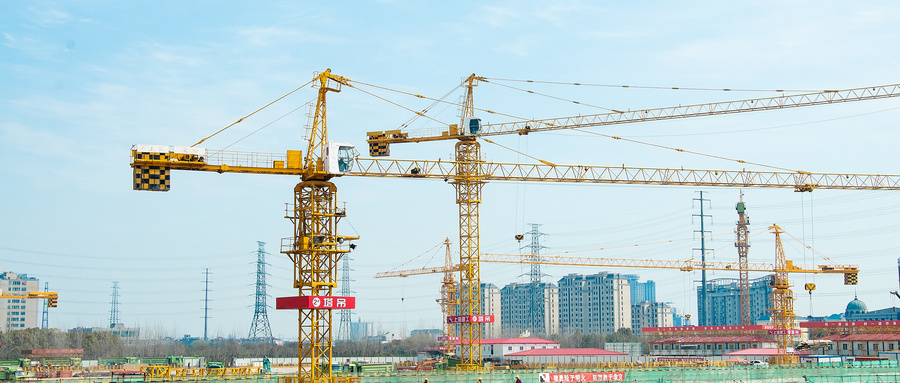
[369,83,900,144]
[132,153,900,191]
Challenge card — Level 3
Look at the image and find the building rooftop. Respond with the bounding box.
[652,336,774,344]
[454,337,559,346]
[506,348,627,357]
[482,337,559,345]
[823,334,900,341]
[724,348,809,356]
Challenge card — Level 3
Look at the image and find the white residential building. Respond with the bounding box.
[558,272,631,335]
[500,282,559,337]
[481,283,502,339]
[0,271,41,332]
[632,301,674,335]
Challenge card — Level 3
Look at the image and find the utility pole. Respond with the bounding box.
[110,281,121,326]
[248,242,273,342]
[694,192,712,326]
[203,268,212,341]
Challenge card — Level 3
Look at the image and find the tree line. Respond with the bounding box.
[0,327,646,362]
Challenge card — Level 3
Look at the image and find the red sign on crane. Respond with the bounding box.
[447,315,494,324]
[276,296,356,310]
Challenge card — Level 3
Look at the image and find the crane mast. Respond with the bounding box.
[768,224,796,364]
[735,193,751,325]
[438,238,459,353]
[452,74,489,370]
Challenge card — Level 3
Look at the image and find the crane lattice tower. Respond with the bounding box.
[248,241,273,342]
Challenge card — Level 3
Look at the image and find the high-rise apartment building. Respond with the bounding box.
[624,275,656,304]
[481,283,502,339]
[558,272,631,335]
[699,275,773,326]
[500,282,558,337]
[631,301,674,334]
[1,271,41,332]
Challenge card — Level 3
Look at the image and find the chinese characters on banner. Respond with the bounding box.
[768,329,801,335]
[275,296,356,310]
[538,372,626,382]
[447,315,495,324]
[437,336,460,341]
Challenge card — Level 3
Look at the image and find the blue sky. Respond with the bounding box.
[3,1,900,340]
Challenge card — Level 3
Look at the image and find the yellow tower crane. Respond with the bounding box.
[130,71,900,376]
[376,226,856,366]
[365,79,900,369]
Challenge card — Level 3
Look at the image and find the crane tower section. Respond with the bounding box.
[735,193,751,325]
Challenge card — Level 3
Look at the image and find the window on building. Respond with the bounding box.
[842,343,848,350]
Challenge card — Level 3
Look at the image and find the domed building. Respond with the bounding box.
[844,296,868,320]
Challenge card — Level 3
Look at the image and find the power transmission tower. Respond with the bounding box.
[110,281,121,326]
[203,268,212,341]
[41,282,49,329]
[248,241,273,342]
[693,192,712,326]
[520,223,547,334]
[336,253,354,341]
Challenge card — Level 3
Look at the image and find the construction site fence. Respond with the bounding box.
[327,361,900,383]
[141,366,265,380]
[235,357,418,367]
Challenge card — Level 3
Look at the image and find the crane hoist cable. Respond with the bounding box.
[192,78,316,147]
[216,99,314,153]
[571,127,801,173]
[782,228,840,265]
[480,78,621,112]
[482,77,827,93]
[349,79,520,123]
[384,240,446,272]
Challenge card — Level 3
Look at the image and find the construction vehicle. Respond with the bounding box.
[130,71,900,374]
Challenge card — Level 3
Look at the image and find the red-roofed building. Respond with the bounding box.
[821,333,900,357]
[651,336,776,357]
[464,338,560,360]
[504,348,630,365]
[507,348,627,357]
[722,348,810,363]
